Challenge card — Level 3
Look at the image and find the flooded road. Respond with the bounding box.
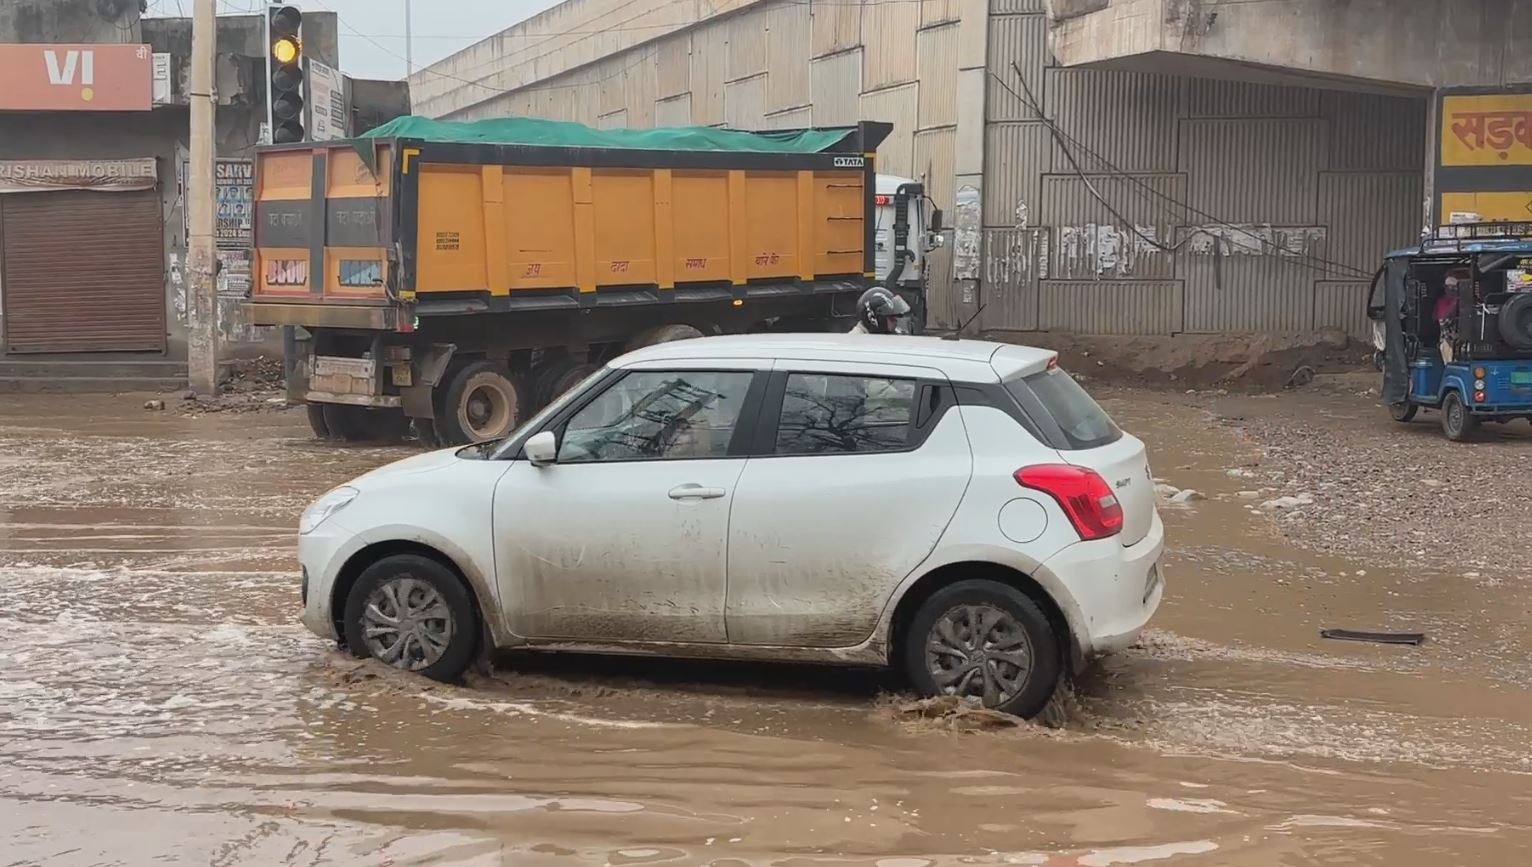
[2,392,1529,865]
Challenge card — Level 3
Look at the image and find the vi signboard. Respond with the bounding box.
[0,43,153,111]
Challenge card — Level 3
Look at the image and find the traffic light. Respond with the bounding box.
[267,5,304,143]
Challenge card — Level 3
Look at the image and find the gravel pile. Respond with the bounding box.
[1229,402,1531,580]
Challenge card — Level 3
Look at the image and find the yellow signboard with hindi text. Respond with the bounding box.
[1441,93,1532,166]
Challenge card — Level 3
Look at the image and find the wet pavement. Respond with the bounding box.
[2,392,1529,866]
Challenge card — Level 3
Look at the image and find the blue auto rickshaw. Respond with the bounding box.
[1366,223,1532,441]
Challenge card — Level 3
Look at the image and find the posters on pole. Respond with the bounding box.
[214,158,253,248]
[306,58,347,141]
[217,248,253,298]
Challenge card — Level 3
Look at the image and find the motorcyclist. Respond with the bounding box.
[850,287,912,335]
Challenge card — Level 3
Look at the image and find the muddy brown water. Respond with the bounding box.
[1,393,1528,866]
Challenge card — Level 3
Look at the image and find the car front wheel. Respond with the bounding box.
[342,554,479,681]
[902,580,1062,719]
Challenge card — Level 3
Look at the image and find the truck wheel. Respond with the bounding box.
[439,361,522,445]
[320,404,370,441]
[322,405,409,442]
[412,418,442,448]
[306,404,332,439]
[1441,391,1477,442]
[361,409,411,442]
[624,323,704,353]
[535,359,598,407]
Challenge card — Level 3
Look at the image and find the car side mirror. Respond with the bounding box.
[929,208,944,233]
[524,430,558,466]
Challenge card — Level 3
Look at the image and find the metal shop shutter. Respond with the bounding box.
[2,189,166,354]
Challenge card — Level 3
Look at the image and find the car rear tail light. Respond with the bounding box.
[1015,464,1124,541]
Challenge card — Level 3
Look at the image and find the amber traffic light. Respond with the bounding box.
[267,5,305,143]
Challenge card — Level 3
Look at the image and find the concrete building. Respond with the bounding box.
[409,0,1529,338]
[0,0,406,369]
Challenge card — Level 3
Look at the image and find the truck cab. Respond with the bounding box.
[873,174,943,333]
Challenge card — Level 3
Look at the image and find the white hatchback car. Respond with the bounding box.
[298,335,1164,718]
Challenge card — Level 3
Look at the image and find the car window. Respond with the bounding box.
[774,373,916,455]
[558,370,753,462]
[1010,367,1121,450]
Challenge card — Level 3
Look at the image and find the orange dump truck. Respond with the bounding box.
[249,116,893,445]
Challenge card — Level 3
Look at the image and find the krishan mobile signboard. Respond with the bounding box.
[0,43,153,111]
[1437,92,1532,224]
[0,158,157,194]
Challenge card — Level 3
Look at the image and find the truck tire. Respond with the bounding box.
[1498,293,1532,351]
[412,418,442,448]
[320,404,370,441]
[624,323,704,354]
[438,361,522,445]
[533,357,598,408]
[306,404,331,439]
[322,405,410,442]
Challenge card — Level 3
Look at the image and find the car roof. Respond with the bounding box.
[614,334,1057,383]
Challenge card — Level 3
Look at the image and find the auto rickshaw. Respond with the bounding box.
[1366,222,1532,441]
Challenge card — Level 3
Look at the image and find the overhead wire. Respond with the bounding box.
[309,0,673,95]
[992,61,1374,280]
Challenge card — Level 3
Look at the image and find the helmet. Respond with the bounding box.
[857,287,912,334]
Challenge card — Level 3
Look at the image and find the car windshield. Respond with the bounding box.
[1009,366,1122,450]
[486,366,608,460]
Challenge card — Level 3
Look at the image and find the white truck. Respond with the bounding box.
[873,174,945,333]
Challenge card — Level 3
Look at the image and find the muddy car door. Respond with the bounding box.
[493,363,767,644]
[724,360,971,647]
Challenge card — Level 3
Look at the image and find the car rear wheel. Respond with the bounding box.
[1442,390,1477,442]
[342,554,478,682]
[902,580,1062,719]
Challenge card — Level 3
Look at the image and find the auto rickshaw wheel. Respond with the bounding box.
[1388,401,1417,423]
[1441,391,1477,442]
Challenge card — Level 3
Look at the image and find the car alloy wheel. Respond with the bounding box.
[903,580,1062,719]
[343,554,479,681]
[361,577,455,670]
[925,604,1034,707]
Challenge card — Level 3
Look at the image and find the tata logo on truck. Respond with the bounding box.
[833,157,865,168]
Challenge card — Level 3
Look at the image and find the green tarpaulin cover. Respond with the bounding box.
[360,115,855,154]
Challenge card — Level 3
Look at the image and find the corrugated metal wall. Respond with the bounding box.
[983,9,1427,337]
[425,0,1427,339]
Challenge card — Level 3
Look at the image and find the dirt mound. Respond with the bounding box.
[997,330,1368,392]
[174,356,289,414]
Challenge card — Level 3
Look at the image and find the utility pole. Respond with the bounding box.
[187,0,219,396]
[404,0,413,77]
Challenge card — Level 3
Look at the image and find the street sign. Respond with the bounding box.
[306,57,346,140]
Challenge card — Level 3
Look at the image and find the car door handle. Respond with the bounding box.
[668,484,727,500]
